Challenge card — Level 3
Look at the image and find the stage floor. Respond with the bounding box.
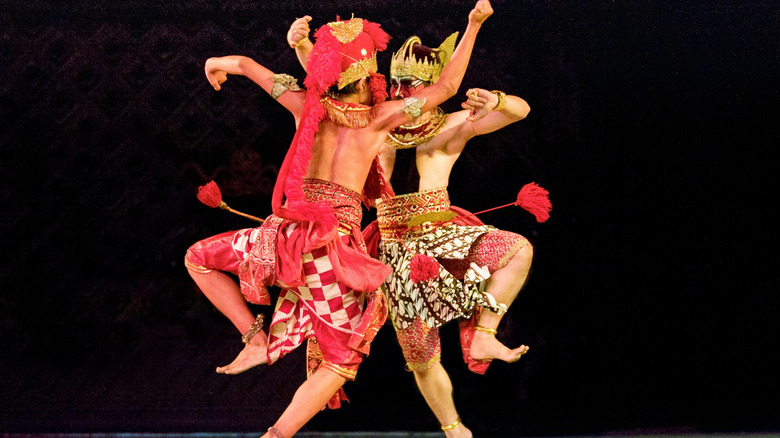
[3,433,780,438]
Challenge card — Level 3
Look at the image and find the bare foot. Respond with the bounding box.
[469,331,529,363]
[216,333,269,375]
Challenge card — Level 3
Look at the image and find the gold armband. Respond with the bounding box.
[401,96,426,118]
[271,73,301,100]
[491,89,507,111]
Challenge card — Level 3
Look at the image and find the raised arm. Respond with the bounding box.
[286,16,314,72]
[374,0,493,131]
[204,55,305,118]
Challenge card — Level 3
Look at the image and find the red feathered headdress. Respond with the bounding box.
[305,17,390,94]
[272,17,390,227]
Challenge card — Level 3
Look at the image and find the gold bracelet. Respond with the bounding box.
[490,89,507,111]
[295,36,310,49]
[441,417,462,431]
[475,325,498,335]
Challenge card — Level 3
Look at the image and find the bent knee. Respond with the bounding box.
[410,360,443,376]
[517,243,533,262]
[506,243,533,271]
[184,247,212,275]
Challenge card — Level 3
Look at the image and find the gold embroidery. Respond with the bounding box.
[405,353,442,372]
[323,361,358,379]
[184,258,212,274]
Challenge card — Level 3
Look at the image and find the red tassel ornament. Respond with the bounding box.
[514,182,552,223]
[196,181,224,208]
[196,181,264,223]
[409,253,440,283]
[464,182,552,223]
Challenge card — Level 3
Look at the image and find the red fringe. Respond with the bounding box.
[515,182,552,223]
[196,181,222,208]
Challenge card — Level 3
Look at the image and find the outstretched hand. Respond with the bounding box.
[204,58,228,91]
[287,15,312,48]
[469,0,493,25]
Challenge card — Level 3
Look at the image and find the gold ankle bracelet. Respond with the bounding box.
[441,416,461,431]
[474,325,497,335]
[242,314,265,344]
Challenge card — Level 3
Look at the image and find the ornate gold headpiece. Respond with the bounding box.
[338,52,377,89]
[327,17,363,43]
[390,32,459,84]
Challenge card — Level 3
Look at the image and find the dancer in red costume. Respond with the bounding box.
[185,2,494,437]
[286,8,546,436]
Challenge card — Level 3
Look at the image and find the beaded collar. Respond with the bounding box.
[321,95,374,128]
[387,107,448,149]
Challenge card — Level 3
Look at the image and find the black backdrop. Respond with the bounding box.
[1,0,778,435]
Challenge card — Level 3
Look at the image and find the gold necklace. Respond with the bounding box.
[387,107,448,149]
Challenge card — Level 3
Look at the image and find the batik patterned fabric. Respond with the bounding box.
[376,187,499,330]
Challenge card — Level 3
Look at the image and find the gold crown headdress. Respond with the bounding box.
[390,32,458,84]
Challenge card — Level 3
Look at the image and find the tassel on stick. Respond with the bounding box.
[514,182,552,223]
[465,182,552,223]
[197,181,264,223]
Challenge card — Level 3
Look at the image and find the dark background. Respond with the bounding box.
[1,0,778,436]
